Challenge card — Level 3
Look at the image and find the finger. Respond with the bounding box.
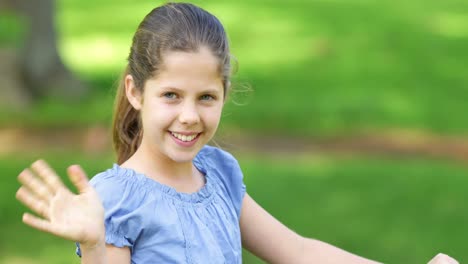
[429,253,459,264]
[18,169,53,202]
[442,254,459,264]
[22,212,55,234]
[31,160,66,194]
[67,165,90,194]
[16,186,50,219]
[437,253,458,264]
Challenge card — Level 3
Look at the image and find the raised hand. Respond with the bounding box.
[16,160,105,247]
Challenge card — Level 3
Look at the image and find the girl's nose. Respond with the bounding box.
[178,102,200,125]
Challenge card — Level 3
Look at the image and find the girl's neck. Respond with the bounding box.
[120,144,205,193]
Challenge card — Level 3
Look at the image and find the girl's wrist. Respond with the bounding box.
[80,235,106,251]
[80,236,107,263]
[80,223,106,249]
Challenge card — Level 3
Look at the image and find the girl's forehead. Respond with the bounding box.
[161,47,220,72]
[147,48,223,91]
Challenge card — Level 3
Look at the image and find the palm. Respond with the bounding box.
[16,160,105,246]
[47,186,103,243]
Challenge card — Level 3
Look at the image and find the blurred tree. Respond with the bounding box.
[0,0,88,109]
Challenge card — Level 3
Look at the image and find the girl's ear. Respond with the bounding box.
[125,75,143,110]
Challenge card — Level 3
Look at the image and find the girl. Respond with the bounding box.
[15,2,457,264]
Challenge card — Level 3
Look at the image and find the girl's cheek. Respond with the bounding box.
[204,106,222,119]
[208,114,223,129]
[153,103,178,116]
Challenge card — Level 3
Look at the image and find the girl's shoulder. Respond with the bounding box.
[90,163,142,188]
[196,145,246,215]
[195,145,240,172]
[89,164,154,208]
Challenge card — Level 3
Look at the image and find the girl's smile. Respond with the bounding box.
[169,131,201,147]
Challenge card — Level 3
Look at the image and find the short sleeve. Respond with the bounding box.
[76,169,145,257]
[196,146,246,217]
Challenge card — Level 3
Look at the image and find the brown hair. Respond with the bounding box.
[112,2,232,164]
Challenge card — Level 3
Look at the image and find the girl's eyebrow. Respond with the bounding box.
[200,88,222,94]
[159,86,184,92]
[160,86,221,94]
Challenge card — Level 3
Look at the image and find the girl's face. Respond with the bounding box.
[126,46,225,163]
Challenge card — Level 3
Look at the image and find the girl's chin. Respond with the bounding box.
[166,148,201,163]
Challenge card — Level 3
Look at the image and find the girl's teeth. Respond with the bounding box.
[171,132,197,142]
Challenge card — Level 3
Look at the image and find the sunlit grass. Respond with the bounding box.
[432,13,468,38]
[60,35,129,75]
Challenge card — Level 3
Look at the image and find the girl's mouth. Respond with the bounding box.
[170,131,200,142]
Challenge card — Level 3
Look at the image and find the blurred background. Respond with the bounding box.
[1,0,468,263]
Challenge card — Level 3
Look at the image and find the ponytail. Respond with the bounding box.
[112,66,143,164]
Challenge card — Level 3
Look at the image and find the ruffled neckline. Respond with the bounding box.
[109,157,215,205]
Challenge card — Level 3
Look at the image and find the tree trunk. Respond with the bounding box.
[0,48,32,110]
[0,0,88,108]
[18,0,88,100]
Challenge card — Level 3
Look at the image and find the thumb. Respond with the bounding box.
[67,165,90,194]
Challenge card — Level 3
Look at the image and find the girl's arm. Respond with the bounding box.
[81,244,130,264]
[15,160,130,264]
[240,193,457,264]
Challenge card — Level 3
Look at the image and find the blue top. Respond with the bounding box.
[76,145,246,263]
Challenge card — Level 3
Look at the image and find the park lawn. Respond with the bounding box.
[1,151,467,263]
[1,0,468,136]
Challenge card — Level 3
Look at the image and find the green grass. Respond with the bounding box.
[240,153,468,263]
[1,0,468,136]
[1,152,467,263]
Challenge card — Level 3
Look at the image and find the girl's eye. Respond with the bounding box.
[200,94,215,101]
[163,92,177,99]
